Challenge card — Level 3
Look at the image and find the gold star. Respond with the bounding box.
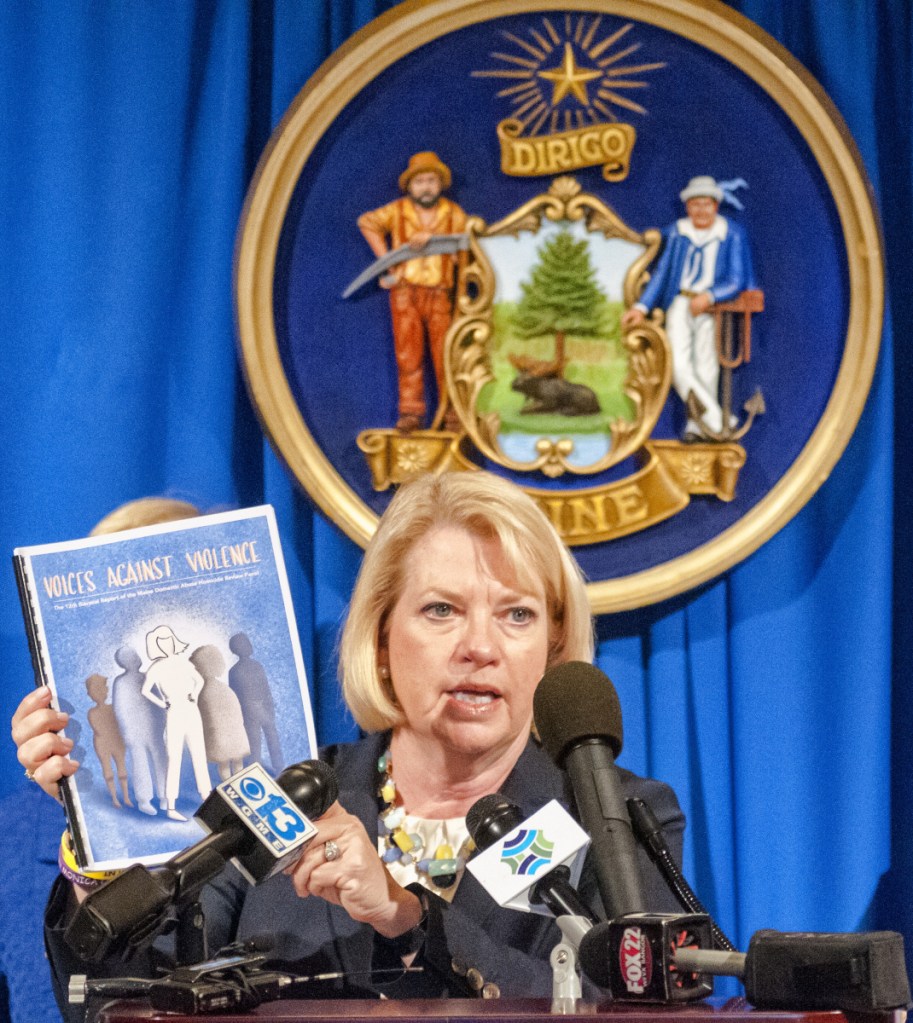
[537,43,602,105]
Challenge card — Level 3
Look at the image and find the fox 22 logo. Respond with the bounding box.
[236,768,308,848]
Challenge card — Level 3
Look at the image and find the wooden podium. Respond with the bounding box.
[96,996,907,1023]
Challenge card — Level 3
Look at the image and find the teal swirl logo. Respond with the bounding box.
[499,828,555,875]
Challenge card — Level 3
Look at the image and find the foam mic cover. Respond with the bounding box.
[533,661,624,762]
[744,930,912,1012]
[534,662,644,918]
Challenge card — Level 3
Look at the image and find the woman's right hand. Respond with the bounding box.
[11,686,77,800]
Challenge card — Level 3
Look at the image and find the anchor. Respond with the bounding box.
[686,288,765,442]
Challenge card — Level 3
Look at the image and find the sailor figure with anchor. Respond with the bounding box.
[622,175,759,441]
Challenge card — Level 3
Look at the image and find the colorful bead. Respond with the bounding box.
[382,807,404,830]
[427,857,459,877]
[393,830,414,853]
[435,843,454,860]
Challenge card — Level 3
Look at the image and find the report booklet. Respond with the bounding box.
[13,505,317,871]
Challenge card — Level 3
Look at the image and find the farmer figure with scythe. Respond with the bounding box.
[353,152,468,434]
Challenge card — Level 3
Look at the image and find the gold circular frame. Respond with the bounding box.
[236,0,883,614]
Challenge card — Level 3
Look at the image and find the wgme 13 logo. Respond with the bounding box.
[222,765,310,853]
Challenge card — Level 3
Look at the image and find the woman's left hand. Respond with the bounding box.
[285,801,423,939]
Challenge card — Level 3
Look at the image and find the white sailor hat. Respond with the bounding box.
[679,175,723,203]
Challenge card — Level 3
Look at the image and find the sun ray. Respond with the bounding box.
[541,18,561,45]
[472,69,535,79]
[598,43,641,68]
[596,89,648,115]
[529,28,554,53]
[492,51,540,70]
[599,79,649,89]
[514,94,546,118]
[593,98,617,121]
[497,82,541,99]
[574,16,585,45]
[581,16,602,50]
[589,22,633,60]
[606,61,667,76]
[499,30,546,62]
[528,106,551,135]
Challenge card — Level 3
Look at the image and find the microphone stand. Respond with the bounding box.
[530,868,594,1014]
[175,896,207,966]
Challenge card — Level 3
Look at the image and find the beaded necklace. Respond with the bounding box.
[377,749,475,891]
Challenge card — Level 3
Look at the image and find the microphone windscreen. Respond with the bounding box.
[465,794,523,851]
[277,759,338,817]
[534,661,623,764]
[578,920,615,988]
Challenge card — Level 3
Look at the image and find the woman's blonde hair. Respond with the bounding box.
[340,471,594,732]
[90,497,199,536]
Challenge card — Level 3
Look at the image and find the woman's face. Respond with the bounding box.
[381,524,550,760]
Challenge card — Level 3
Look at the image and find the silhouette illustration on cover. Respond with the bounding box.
[190,644,250,782]
[111,644,166,816]
[228,631,283,774]
[141,624,212,821]
[621,175,757,440]
[354,151,468,434]
[85,673,132,810]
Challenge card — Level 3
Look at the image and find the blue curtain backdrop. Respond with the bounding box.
[0,1,909,1020]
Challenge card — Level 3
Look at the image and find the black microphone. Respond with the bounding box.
[466,793,598,932]
[579,923,911,1011]
[65,760,338,962]
[533,662,645,919]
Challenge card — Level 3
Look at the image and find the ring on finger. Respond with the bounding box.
[24,767,37,782]
[324,839,340,862]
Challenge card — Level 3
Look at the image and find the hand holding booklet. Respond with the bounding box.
[13,505,317,872]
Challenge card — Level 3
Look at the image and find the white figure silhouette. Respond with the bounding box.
[141,625,212,821]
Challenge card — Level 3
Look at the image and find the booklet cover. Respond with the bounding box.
[13,505,317,871]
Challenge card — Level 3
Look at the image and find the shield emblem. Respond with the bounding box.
[447,176,669,477]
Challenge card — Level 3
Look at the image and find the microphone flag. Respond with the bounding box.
[194,762,319,884]
[465,799,589,915]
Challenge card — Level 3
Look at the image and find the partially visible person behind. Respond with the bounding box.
[13,473,685,1022]
[4,496,199,1023]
